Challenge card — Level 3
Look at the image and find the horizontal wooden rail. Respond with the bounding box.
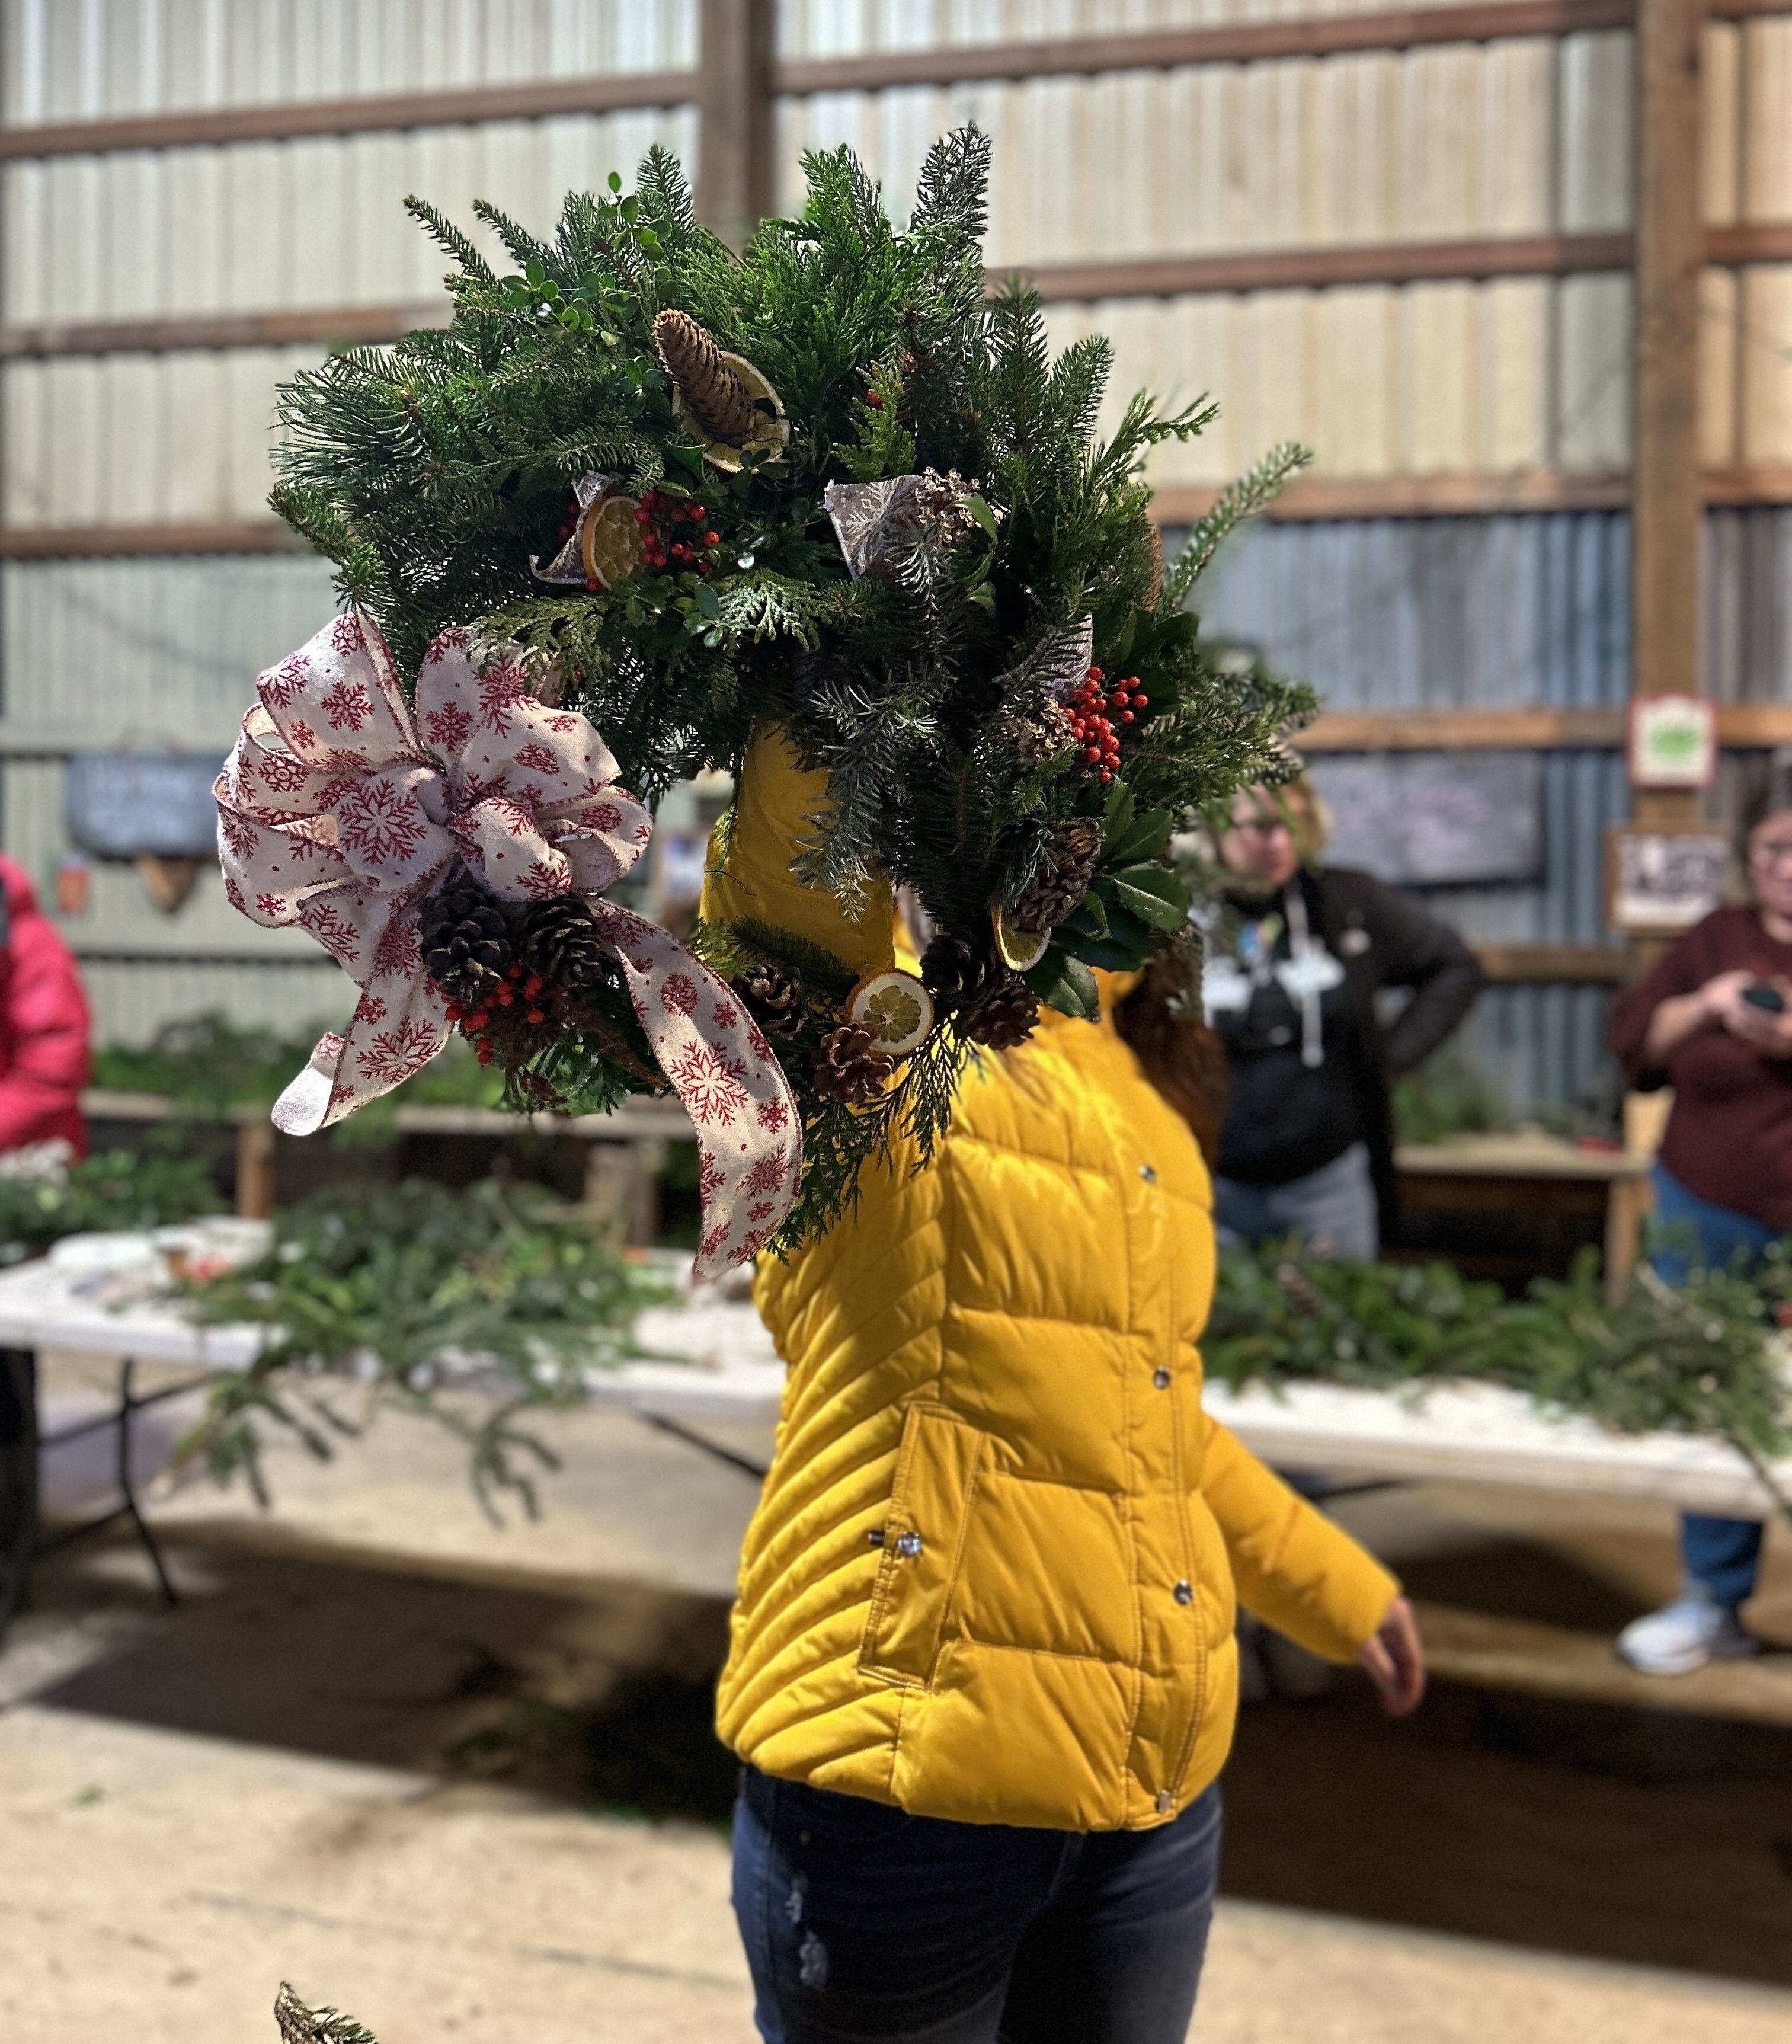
[0,302,444,362]
[1151,463,1792,522]
[1473,944,1627,983]
[6,466,1792,556]
[3,0,1790,163]
[14,222,1792,363]
[0,69,697,161]
[1300,703,1792,748]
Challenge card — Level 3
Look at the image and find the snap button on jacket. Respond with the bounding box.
[706,731,1399,1832]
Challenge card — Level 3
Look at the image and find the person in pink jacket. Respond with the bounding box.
[0,855,89,1156]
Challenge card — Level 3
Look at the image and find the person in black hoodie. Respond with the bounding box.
[1202,777,1486,1259]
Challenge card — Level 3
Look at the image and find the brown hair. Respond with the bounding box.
[1113,944,1229,1169]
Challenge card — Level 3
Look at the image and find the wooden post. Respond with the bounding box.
[1630,0,1705,839]
[234,1119,277,1219]
[696,0,776,249]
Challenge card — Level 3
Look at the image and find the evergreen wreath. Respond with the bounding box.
[264,128,1316,1248]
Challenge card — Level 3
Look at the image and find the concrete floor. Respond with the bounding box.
[8,1368,1792,2042]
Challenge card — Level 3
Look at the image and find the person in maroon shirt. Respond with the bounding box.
[1608,795,1792,1673]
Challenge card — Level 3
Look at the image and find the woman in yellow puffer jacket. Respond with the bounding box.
[706,730,1425,2044]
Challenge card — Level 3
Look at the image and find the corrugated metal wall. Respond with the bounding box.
[0,0,1788,1078]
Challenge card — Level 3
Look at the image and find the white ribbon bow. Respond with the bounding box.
[215,610,801,1278]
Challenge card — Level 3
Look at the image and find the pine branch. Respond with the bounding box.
[1162,440,1313,610]
[402,195,496,286]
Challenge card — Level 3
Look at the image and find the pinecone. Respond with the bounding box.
[812,1023,895,1106]
[735,962,804,1039]
[962,975,1041,1051]
[517,894,606,994]
[997,700,1075,774]
[418,877,513,1006]
[1010,815,1105,933]
[653,308,758,446]
[920,928,1000,1014]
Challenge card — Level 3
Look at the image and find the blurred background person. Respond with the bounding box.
[1202,778,1485,1261]
[1608,792,1792,1675]
[0,852,89,1160]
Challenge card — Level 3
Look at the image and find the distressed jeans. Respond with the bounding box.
[731,1765,1222,2044]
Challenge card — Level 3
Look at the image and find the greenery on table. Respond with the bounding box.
[1205,1236,1792,1520]
[0,1147,223,1262]
[179,1179,668,1515]
[93,1013,505,1119]
[275,1982,379,2044]
[1391,1055,1514,1146]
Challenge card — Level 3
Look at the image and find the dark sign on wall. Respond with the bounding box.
[1308,752,1543,888]
[64,753,224,862]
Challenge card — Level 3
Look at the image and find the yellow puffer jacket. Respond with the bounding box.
[705,730,1397,1831]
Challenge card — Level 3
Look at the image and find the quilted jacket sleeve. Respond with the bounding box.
[700,723,894,981]
[1198,1412,1400,1661]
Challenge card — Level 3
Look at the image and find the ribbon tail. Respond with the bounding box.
[588,902,801,1281]
[272,956,452,1135]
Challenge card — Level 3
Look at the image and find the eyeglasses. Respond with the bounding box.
[1752,840,1792,867]
[1228,817,1291,838]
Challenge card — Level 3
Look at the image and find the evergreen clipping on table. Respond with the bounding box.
[263,126,1315,1247]
[1205,1235,1792,1524]
[178,1180,669,1517]
[275,1982,380,2044]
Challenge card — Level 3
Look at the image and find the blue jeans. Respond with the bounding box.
[1650,1163,1774,1609]
[731,1766,1222,2043]
[1213,1141,1379,1261]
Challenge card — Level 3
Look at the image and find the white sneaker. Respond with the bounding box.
[1615,1590,1760,1675]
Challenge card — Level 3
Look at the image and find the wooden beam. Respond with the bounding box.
[1630,0,1705,838]
[7,222,1788,367]
[0,71,697,161]
[1474,944,1628,983]
[697,0,776,251]
[1149,471,1634,523]
[0,522,290,558]
[1298,704,1792,749]
[1022,232,1631,304]
[0,303,441,362]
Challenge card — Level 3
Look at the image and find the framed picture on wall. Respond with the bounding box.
[1628,695,1717,789]
[1605,823,1732,934]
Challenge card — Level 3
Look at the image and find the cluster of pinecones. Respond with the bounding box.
[920,931,1039,1051]
[420,881,611,1070]
[1010,815,1105,934]
[734,960,897,1108]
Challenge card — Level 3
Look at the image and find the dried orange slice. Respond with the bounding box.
[844,968,935,1057]
[992,904,1050,973]
[677,353,790,474]
[580,491,647,589]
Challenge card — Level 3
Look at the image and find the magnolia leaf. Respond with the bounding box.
[1109,862,1189,931]
[1103,805,1172,869]
[1026,947,1100,1020]
[1102,781,1135,846]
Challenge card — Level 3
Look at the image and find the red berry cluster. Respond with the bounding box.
[443,963,553,1067]
[633,489,722,576]
[1067,667,1148,787]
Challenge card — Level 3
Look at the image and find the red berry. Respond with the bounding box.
[1132,693,1148,708]
[703,531,719,546]
[1119,709,1135,724]
[526,1008,546,1025]
[686,503,705,520]
[1087,667,1103,681]
[466,1010,489,1032]
[633,507,652,524]
[866,390,885,409]
[1084,746,1102,763]
[497,988,514,1006]
[476,1043,494,1064]
[444,1000,463,1022]
[524,975,545,997]
[583,575,599,591]
[1099,770,1113,785]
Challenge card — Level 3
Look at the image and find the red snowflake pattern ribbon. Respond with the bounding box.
[215,609,801,1278]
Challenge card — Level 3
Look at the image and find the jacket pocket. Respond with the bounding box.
[859,1403,987,1688]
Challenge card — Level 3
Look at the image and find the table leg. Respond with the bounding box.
[0,1348,36,1639]
[1605,1174,1655,1306]
[116,1360,177,1607]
